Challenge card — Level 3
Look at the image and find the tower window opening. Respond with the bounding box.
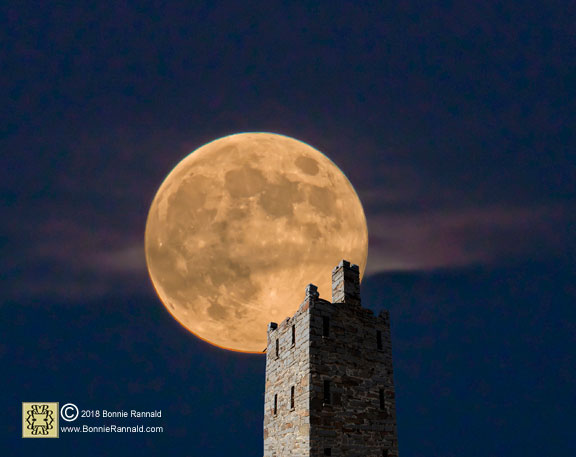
[292,324,296,345]
[324,448,332,456]
[275,339,279,357]
[379,388,385,410]
[377,330,383,350]
[382,450,389,457]
[323,380,331,404]
[273,394,277,415]
[322,316,330,337]
[290,386,295,409]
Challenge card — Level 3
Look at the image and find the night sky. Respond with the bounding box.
[2,1,575,456]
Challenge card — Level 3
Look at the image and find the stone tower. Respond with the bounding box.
[263,260,399,457]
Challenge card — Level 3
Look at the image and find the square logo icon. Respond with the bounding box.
[22,402,59,438]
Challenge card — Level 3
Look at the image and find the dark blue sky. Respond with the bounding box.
[1,1,575,456]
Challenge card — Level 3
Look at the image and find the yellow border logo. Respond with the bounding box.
[22,402,59,438]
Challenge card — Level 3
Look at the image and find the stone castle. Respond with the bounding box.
[263,260,399,457]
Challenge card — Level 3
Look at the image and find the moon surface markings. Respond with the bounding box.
[145,133,368,352]
[295,156,320,175]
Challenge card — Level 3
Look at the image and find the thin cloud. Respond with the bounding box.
[366,201,575,273]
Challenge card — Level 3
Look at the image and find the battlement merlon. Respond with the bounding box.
[305,283,319,302]
[268,322,278,332]
[332,259,361,307]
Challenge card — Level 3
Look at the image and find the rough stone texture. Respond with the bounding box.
[331,260,361,307]
[264,260,399,457]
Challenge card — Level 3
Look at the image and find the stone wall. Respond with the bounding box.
[263,285,317,457]
[264,261,399,457]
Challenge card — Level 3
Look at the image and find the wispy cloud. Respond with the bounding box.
[365,201,575,273]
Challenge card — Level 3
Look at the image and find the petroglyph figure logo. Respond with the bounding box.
[22,402,59,438]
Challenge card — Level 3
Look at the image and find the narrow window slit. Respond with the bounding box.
[324,380,331,404]
[322,316,330,337]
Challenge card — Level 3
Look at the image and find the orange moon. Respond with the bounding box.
[145,133,368,352]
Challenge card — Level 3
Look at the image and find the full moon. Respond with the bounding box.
[145,133,368,352]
